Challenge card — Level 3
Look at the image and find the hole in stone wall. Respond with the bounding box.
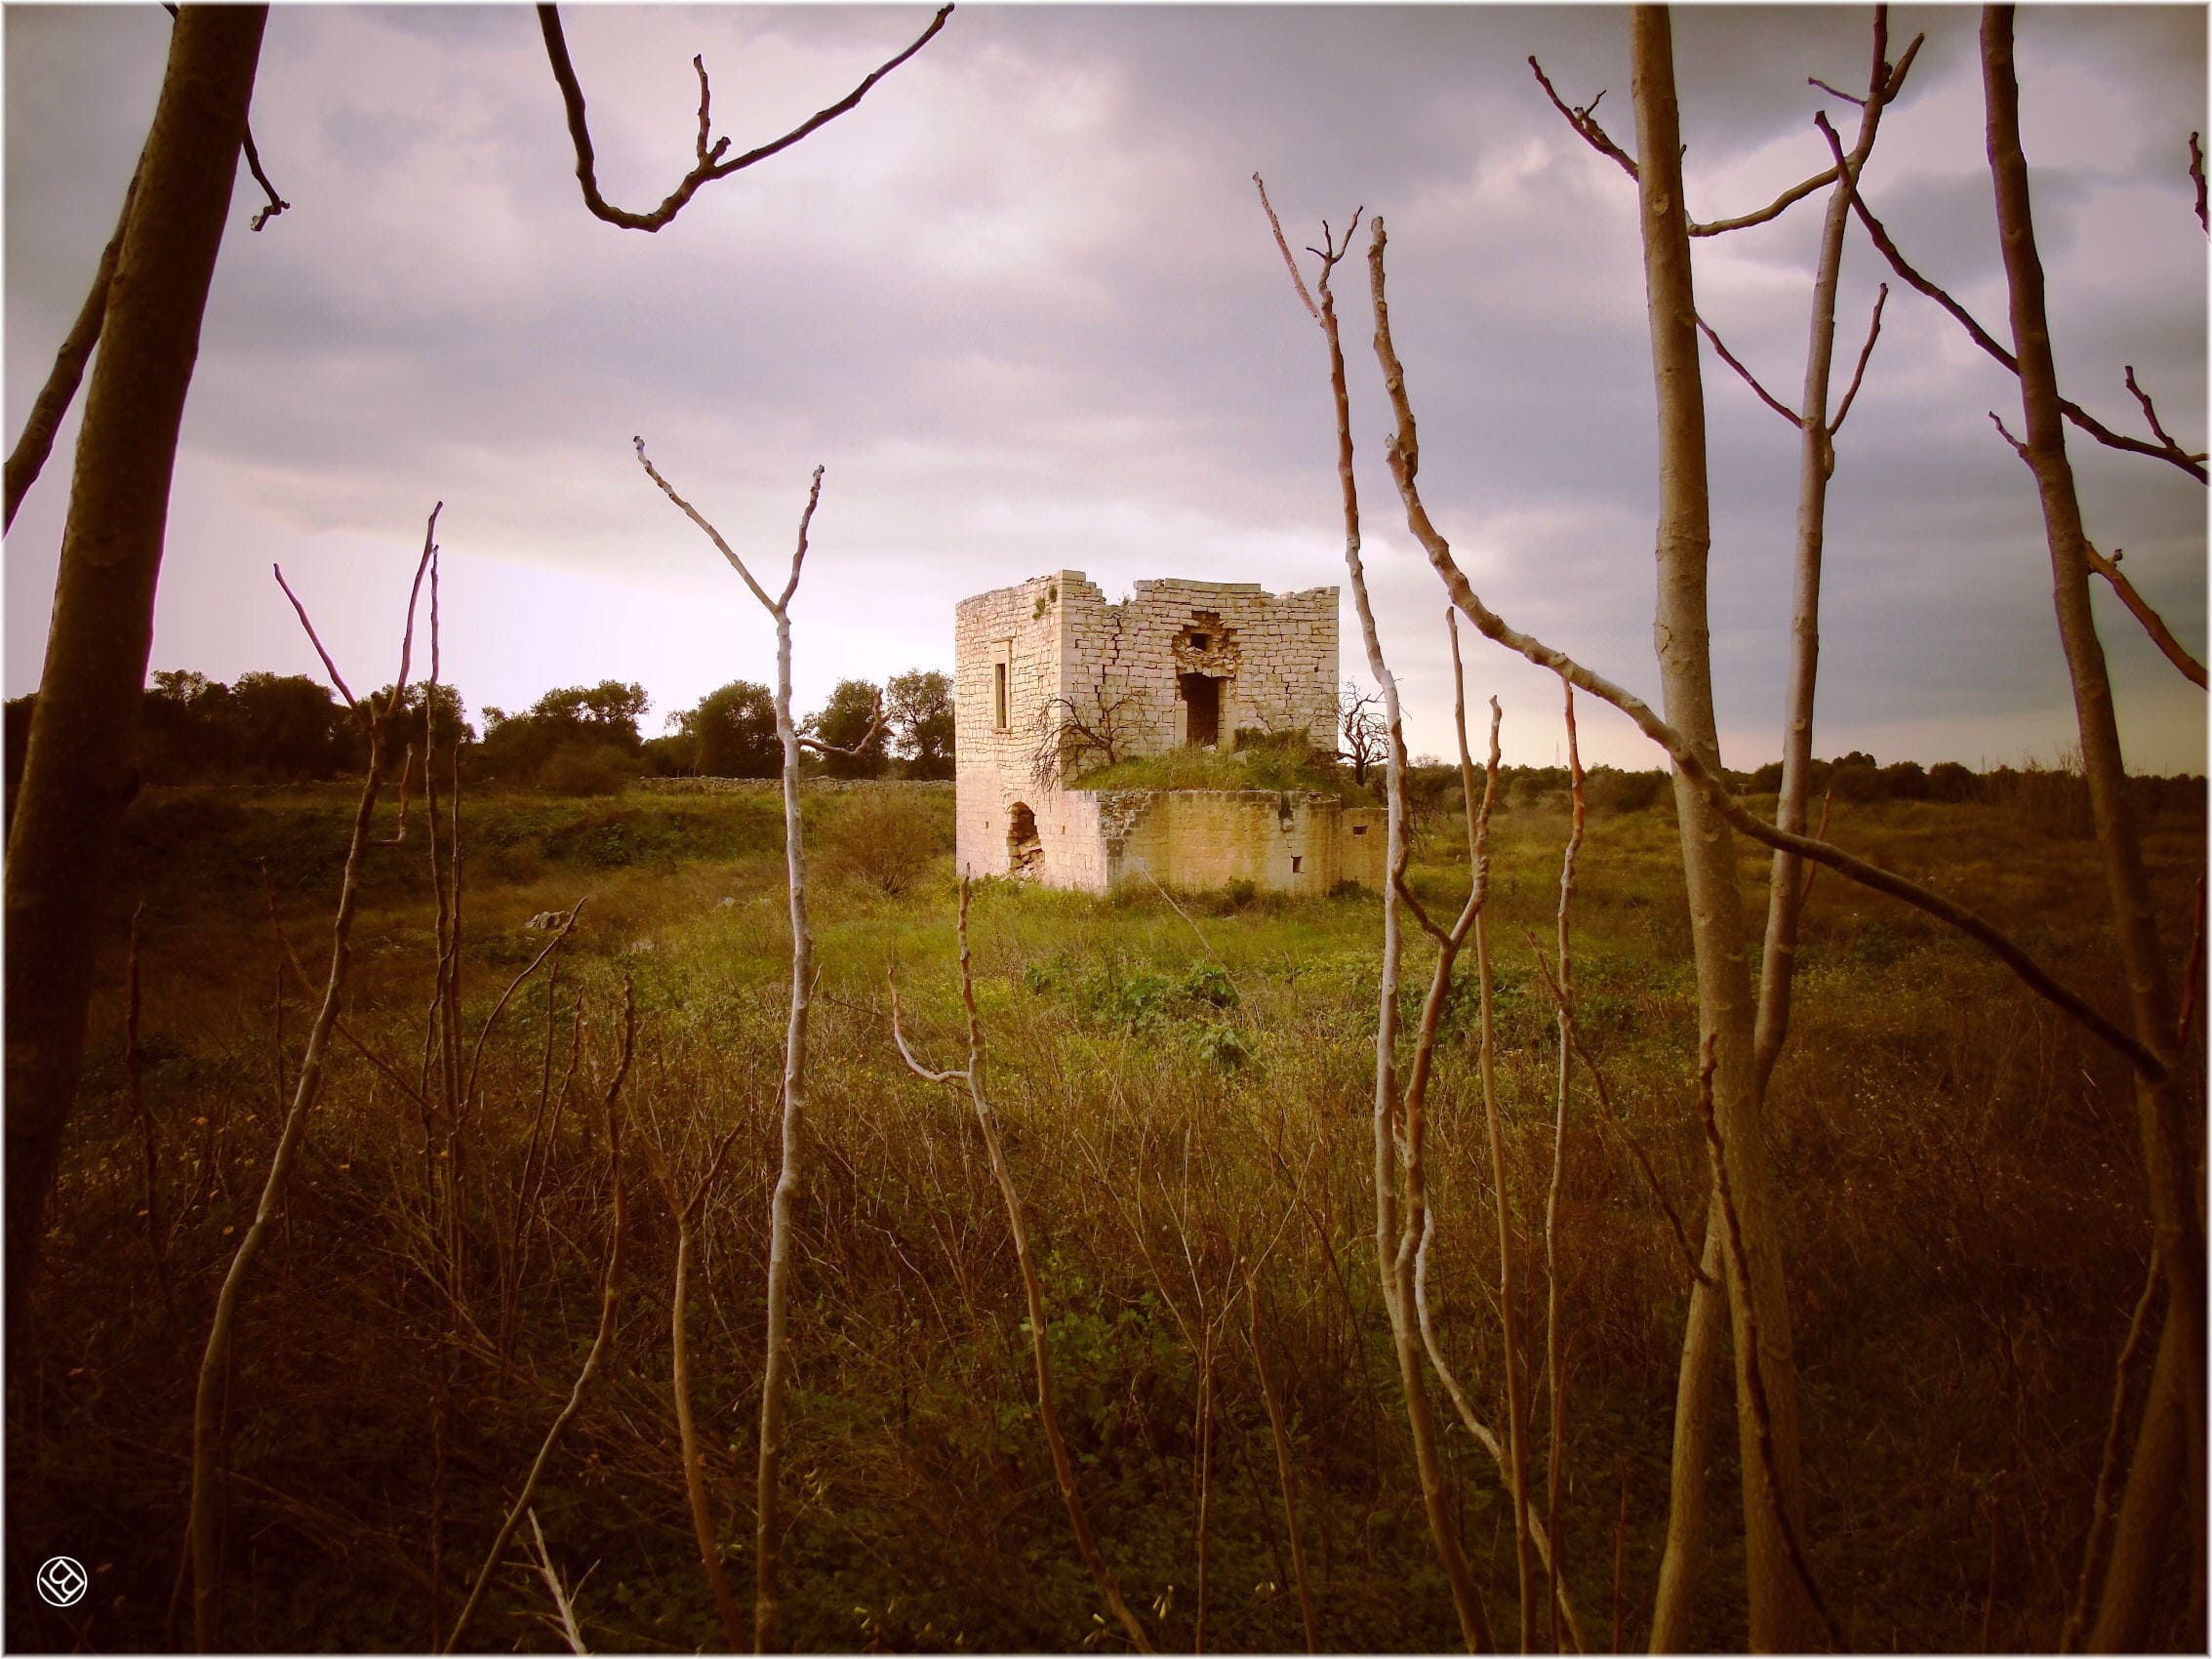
[1008,801,1043,876]
[1291,855,1303,873]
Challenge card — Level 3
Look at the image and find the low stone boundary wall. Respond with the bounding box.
[638,776,954,796]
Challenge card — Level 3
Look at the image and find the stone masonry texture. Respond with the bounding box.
[954,572,1378,893]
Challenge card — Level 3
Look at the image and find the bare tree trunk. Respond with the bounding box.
[1648,1217,1726,1652]
[1654,19,1915,1644]
[4,4,266,1329]
[1981,10,2205,1644]
[2087,1315,2191,1650]
[1630,10,1811,1648]
[753,579,812,1655]
[635,446,825,1654]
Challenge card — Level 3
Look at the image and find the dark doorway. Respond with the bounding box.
[1180,673,1220,749]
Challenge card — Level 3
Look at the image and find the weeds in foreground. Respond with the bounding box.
[6,783,2200,1650]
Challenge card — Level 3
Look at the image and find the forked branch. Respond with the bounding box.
[1527,52,1894,237]
[190,525,436,1650]
[540,4,952,231]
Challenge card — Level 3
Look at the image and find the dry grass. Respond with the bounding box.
[6,781,2200,1650]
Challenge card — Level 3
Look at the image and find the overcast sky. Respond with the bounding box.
[6,4,2204,772]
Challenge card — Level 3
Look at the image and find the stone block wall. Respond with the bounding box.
[954,571,1081,883]
[1099,790,1382,893]
[954,569,1348,888]
[1060,576,1339,757]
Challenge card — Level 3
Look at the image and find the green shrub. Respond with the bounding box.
[817,789,953,895]
[539,740,635,796]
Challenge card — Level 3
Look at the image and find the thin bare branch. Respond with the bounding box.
[539,4,951,232]
[240,123,288,232]
[1253,173,1321,326]
[1296,209,1495,1656]
[1691,162,1842,236]
[642,1110,747,1650]
[1466,688,1538,1654]
[2089,543,2209,686]
[1827,282,1889,435]
[1542,675,1586,1655]
[797,685,886,758]
[191,574,407,1647]
[273,564,362,719]
[886,969,968,1085]
[523,1511,588,1656]
[778,464,824,609]
[632,437,783,613]
[1697,313,1802,426]
[461,902,585,1108]
[4,157,141,531]
[2192,132,2208,234]
[1808,75,1866,107]
[385,506,443,722]
[1526,943,1713,1292]
[1412,1204,1589,1653]
[1528,56,1639,182]
[2123,364,2184,454]
[260,862,434,1116]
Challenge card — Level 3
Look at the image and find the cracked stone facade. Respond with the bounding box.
[954,570,1383,893]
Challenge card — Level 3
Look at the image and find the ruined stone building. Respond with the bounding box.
[953,571,1385,893]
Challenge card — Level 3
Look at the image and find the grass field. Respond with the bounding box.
[6,777,2201,1652]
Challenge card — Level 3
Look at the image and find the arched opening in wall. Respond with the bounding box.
[1007,802,1044,877]
[1179,673,1221,749]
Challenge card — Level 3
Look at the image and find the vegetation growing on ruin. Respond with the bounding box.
[1072,731,1376,801]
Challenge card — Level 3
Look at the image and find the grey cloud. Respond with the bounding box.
[4,5,2201,776]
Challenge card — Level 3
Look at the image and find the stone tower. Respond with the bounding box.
[954,571,1380,892]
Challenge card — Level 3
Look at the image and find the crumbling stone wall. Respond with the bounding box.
[955,569,1347,888]
[1058,575,1338,755]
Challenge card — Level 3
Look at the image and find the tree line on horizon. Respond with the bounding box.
[0,666,956,800]
[3,667,2197,827]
